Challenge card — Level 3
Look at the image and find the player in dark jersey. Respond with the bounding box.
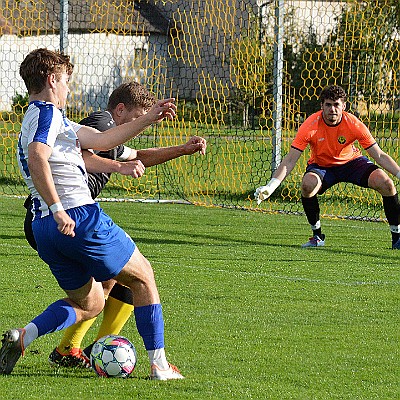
[23,81,207,368]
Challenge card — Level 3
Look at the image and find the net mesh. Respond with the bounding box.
[0,0,399,220]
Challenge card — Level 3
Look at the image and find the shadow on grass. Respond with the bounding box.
[133,226,399,261]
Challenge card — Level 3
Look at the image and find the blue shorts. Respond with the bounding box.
[33,203,136,290]
[305,156,379,195]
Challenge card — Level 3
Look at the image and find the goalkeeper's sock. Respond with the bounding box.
[309,219,322,238]
[57,317,97,353]
[382,194,400,245]
[95,296,134,340]
[312,225,322,237]
[313,229,322,237]
[301,195,320,226]
[390,229,400,245]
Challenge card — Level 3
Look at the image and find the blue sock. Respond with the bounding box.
[134,304,165,350]
[31,299,77,337]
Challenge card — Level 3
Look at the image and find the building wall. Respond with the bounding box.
[0,0,346,110]
[0,33,150,111]
[159,0,258,100]
[160,0,344,100]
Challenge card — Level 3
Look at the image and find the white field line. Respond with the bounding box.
[3,241,398,286]
[161,263,400,287]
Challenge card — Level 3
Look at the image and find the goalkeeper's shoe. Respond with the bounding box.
[301,234,325,248]
[150,363,184,380]
[48,347,90,368]
[0,328,25,375]
[392,238,400,249]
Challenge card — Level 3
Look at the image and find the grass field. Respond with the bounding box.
[0,196,399,399]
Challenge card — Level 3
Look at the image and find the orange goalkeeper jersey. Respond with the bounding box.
[291,110,376,167]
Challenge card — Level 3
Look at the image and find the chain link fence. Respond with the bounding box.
[0,0,399,220]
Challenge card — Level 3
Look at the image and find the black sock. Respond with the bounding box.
[382,194,400,244]
[313,228,322,237]
[302,196,322,237]
[109,283,134,305]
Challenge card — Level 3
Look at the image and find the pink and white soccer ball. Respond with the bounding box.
[90,334,137,378]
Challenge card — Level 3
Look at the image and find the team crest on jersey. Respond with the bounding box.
[338,136,346,144]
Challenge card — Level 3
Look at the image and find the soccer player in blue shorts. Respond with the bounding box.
[22,82,206,368]
[0,48,183,380]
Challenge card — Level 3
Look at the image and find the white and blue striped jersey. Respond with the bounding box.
[17,101,94,218]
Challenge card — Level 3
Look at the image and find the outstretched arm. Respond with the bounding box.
[127,136,207,167]
[77,98,177,151]
[366,144,400,177]
[254,147,302,204]
[82,150,145,178]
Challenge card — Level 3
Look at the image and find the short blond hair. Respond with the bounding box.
[107,82,156,111]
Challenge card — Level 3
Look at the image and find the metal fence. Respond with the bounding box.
[0,0,399,220]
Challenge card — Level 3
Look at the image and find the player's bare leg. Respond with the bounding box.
[0,279,104,374]
[49,279,116,368]
[114,247,184,380]
[81,281,134,362]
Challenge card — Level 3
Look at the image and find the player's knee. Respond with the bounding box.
[102,279,117,296]
[117,254,155,288]
[142,257,153,275]
[76,301,104,323]
[369,170,395,195]
[379,179,396,196]
[138,259,156,284]
[301,174,320,196]
[85,298,105,320]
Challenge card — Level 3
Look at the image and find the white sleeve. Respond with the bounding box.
[117,146,133,161]
[70,121,84,132]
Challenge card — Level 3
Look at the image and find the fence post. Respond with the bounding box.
[60,0,69,52]
[272,0,284,174]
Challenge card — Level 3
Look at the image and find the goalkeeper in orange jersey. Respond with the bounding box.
[255,85,400,249]
[23,81,207,368]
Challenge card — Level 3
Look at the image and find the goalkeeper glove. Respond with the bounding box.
[254,178,281,205]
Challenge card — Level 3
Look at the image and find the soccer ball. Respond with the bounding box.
[90,334,137,378]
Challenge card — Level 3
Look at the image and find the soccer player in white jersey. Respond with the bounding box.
[22,82,206,368]
[0,48,183,380]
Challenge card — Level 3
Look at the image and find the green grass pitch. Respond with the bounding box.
[0,196,398,399]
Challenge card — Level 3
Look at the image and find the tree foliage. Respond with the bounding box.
[233,0,400,120]
[327,0,400,107]
[286,0,400,115]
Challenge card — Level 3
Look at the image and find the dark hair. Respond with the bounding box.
[319,85,347,104]
[107,82,156,111]
[19,48,73,95]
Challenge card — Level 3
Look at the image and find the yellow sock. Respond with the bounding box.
[58,317,97,354]
[95,296,134,340]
